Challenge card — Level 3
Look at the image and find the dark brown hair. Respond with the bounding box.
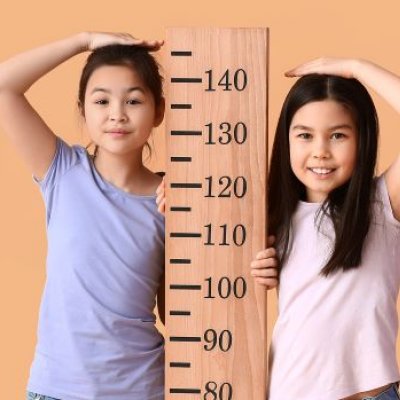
[269,74,379,276]
[78,44,164,158]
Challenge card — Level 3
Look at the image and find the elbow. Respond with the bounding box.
[0,65,26,94]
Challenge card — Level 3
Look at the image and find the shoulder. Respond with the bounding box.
[372,174,400,227]
[33,136,88,189]
[54,136,89,162]
[383,155,400,221]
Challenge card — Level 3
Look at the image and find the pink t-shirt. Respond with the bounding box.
[268,175,400,400]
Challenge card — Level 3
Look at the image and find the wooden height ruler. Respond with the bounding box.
[165,27,269,399]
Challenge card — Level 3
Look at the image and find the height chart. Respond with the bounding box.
[164,27,269,399]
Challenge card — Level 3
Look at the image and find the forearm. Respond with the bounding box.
[354,59,400,114]
[0,32,88,94]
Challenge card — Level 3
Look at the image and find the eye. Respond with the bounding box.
[127,99,141,105]
[94,99,108,105]
[297,132,312,139]
[331,132,346,140]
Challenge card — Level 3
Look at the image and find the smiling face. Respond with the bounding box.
[289,99,358,203]
[83,64,163,157]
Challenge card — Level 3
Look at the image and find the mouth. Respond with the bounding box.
[107,129,130,136]
[307,167,336,177]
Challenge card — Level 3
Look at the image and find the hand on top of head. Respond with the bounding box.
[285,57,360,79]
[250,235,279,290]
[85,31,164,52]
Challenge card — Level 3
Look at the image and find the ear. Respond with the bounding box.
[153,97,165,127]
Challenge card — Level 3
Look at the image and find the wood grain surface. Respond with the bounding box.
[164,27,269,399]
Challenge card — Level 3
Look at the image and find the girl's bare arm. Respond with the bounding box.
[0,32,163,180]
[0,33,88,179]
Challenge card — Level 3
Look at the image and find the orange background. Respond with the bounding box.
[1,1,400,398]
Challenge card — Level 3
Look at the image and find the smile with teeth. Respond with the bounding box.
[308,167,336,175]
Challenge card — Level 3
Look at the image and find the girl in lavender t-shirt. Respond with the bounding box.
[0,32,166,400]
[249,59,400,399]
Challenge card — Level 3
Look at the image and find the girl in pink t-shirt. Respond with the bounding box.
[249,59,400,399]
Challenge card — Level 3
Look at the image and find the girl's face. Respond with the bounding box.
[83,65,163,157]
[289,100,358,203]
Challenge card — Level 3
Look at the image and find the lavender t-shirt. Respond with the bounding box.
[27,137,165,400]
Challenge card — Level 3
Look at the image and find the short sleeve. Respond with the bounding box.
[375,174,400,228]
[32,136,79,196]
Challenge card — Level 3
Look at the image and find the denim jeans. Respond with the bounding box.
[26,383,399,400]
[26,392,60,400]
[362,383,400,400]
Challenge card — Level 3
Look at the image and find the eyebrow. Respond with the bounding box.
[291,124,354,131]
[90,87,145,95]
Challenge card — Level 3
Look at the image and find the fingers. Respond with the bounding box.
[251,254,278,270]
[155,193,165,215]
[124,33,164,50]
[251,239,279,289]
[156,175,278,288]
[284,57,355,79]
[285,58,323,77]
[155,191,165,204]
[88,32,164,51]
[251,265,279,289]
[155,177,165,200]
[156,177,165,193]
[254,276,279,289]
[143,39,165,51]
[156,178,165,215]
[255,246,277,261]
[124,37,164,50]
[157,198,166,215]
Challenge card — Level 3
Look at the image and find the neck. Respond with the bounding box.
[93,147,150,194]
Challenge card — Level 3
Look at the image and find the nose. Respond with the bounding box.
[312,138,331,159]
[109,102,127,122]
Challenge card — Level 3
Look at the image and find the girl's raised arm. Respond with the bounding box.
[0,32,163,180]
[0,33,88,180]
[286,58,400,220]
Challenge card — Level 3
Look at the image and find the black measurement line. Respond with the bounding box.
[171,51,192,57]
[171,104,192,109]
[170,362,191,368]
[170,310,191,316]
[171,77,202,83]
[170,183,202,189]
[170,206,192,212]
[170,232,201,238]
[170,336,201,342]
[169,258,191,264]
[170,388,201,394]
[170,130,202,136]
[170,284,201,290]
[170,156,192,162]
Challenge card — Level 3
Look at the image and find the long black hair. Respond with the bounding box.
[269,74,379,276]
